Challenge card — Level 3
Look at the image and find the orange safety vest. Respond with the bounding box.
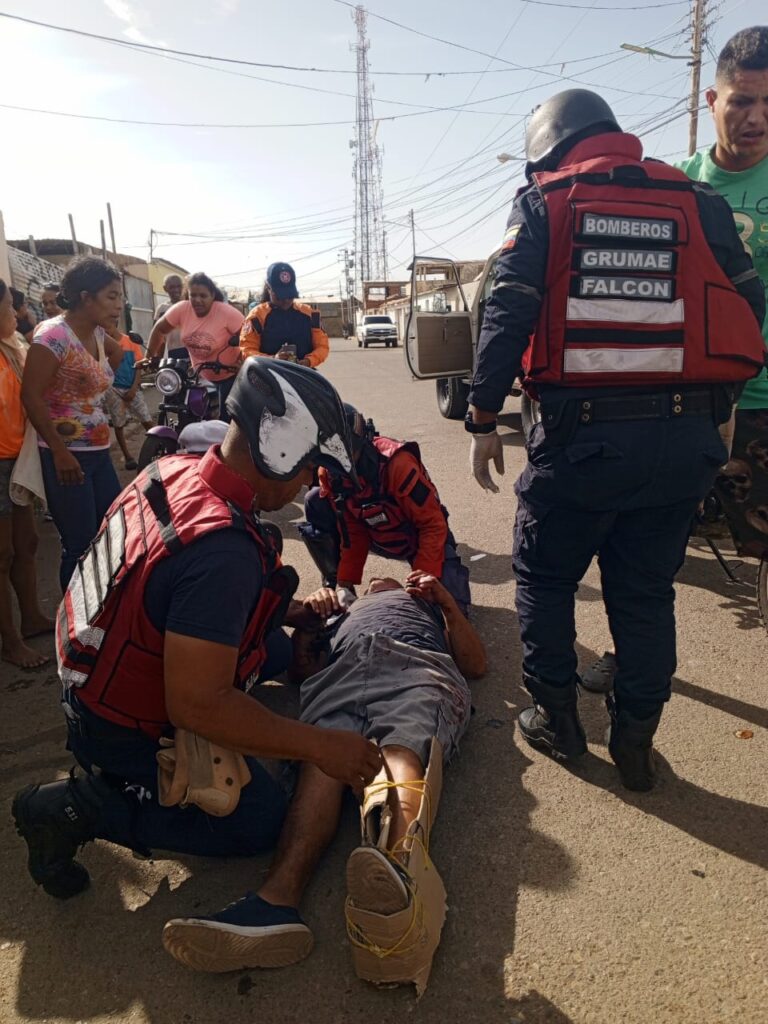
[242,301,322,361]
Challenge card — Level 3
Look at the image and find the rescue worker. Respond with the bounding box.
[300,404,471,615]
[584,25,768,693]
[467,89,766,791]
[12,359,382,956]
[240,262,329,368]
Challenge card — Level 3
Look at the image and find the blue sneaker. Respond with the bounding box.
[162,893,313,973]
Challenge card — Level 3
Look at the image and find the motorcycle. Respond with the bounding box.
[137,358,225,470]
[137,335,241,471]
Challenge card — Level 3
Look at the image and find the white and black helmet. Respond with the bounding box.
[226,357,359,484]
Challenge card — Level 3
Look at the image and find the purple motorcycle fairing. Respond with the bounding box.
[147,425,178,441]
[187,385,212,419]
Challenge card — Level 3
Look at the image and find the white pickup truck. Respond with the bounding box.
[404,251,538,437]
[357,314,399,349]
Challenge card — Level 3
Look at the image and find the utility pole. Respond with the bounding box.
[68,214,78,255]
[409,209,416,260]
[106,202,117,256]
[688,0,706,156]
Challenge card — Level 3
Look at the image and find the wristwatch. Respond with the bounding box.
[464,413,497,434]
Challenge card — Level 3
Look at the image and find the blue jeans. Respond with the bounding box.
[40,448,121,591]
[63,626,293,858]
[513,413,728,718]
[65,696,287,858]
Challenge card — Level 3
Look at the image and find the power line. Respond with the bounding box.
[0,10,681,79]
[406,9,526,186]
[331,0,688,78]
[0,99,539,130]
[519,0,686,7]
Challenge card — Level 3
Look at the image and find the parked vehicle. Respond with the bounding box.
[357,314,398,348]
[404,250,538,433]
[137,358,223,470]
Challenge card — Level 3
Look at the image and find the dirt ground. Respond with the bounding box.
[0,338,765,1024]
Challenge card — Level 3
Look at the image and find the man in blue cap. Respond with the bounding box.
[241,262,329,368]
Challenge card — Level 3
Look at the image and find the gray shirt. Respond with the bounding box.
[330,589,446,662]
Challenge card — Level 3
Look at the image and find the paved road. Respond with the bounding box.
[1,338,766,1024]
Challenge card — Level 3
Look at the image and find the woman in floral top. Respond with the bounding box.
[22,258,124,589]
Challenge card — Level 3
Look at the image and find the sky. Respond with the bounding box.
[0,0,765,299]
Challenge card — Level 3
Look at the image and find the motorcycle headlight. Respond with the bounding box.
[155,368,182,396]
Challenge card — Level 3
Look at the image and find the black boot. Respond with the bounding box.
[518,675,587,761]
[607,698,662,792]
[12,769,112,899]
[297,523,340,588]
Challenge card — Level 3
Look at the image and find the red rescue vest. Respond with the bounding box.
[323,437,444,561]
[57,447,295,738]
[522,134,766,390]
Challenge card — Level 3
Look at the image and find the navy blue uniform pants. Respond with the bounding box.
[514,411,728,717]
[304,486,471,613]
[63,629,292,858]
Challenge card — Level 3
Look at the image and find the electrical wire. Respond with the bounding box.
[0,10,686,79]
[519,0,687,8]
[0,98,539,129]
[331,0,688,75]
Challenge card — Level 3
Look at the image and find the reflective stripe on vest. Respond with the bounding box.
[522,134,766,389]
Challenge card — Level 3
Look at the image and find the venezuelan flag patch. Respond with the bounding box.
[502,224,521,251]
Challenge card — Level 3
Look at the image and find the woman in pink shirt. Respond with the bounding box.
[147,273,244,417]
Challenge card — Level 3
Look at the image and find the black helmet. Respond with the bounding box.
[226,358,358,484]
[525,89,620,178]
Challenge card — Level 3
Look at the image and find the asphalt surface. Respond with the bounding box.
[1,337,766,1024]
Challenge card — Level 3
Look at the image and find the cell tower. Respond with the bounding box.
[350,4,385,296]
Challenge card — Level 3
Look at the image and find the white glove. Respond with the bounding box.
[336,586,357,610]
[470,431,505,493]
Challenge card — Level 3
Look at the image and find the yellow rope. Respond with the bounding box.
[345,778,435,959]
[363,778,432,847]
[345,891,425,960]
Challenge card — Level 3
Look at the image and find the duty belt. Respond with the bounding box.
[575,389,713,425]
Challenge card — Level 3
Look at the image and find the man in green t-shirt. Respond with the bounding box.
[583,27,768,695]
[677,25,768,412]
[676,26,768,562]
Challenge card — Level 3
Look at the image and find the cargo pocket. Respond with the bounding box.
[702,440,729,468]
[564,440,624,465]
[705,283,766,370]
[512,500,549,564]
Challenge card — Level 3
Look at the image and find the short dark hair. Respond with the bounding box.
[0,279,7,303]
[716,26,768,81]
[9,287,25,312]
[58,256,121,310]
[186,272,224,303]
[41,282,60,294]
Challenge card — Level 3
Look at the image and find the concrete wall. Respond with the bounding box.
[6,247,64,320]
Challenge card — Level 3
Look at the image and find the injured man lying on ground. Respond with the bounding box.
[163,571,487,990]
